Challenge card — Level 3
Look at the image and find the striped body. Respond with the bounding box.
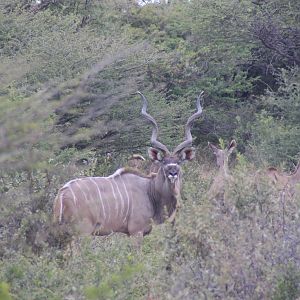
[53,91,203,237]
[53,169,155,236]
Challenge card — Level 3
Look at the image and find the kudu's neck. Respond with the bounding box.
[148,168,179,224]
[218,156,230,178]
[292,161,300,180]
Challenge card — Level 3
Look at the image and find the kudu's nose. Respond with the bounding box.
[167,170,178,183]
[169,171,178,177]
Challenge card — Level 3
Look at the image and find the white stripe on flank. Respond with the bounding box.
[67,184,77,207]
[112,177,125,221]
[63,178,80,188]
[125,177,134,221]
[82,179,97,210]
[59,193,64,223]
[110,178,119,215]
[104,178,114,225]
[74,180,88,202]
[89,178,106,221]
[64,179,84,207]
[120,177,130,223]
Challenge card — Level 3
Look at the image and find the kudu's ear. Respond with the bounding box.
[227,139,237,154]
[208,142,219,155]
[148,147,163,162]
[179,147,195,162]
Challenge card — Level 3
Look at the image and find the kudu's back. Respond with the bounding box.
[53,91,204,236]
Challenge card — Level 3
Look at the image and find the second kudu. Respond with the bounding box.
[267,161,300,197]
[207,140,237,201]
[127,154,160,174]
[53,92,203,236]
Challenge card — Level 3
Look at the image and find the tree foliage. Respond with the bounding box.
[1,0,300,299]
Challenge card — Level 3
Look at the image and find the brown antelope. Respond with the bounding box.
[267,161,300,196]
[127,154,160,174]
[127,154,151,172]
[127,154,146,169]
[53,91,203,236]
[207,140,237,202]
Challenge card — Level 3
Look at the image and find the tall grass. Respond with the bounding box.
[1,152,300,299]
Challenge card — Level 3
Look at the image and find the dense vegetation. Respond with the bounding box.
[0,0,299,299]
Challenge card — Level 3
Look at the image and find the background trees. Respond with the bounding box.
[0,0,299,299]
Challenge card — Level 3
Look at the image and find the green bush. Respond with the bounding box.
[273,265,300,300]
[0,282,13,300]
[1,1,300,299]
[245,67,300,167]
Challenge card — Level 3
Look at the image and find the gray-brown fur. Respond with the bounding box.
[207,140,236,202]
[127,154,146,170]
[53,91,203,236]
[53,168,179,236]
[267,161,300,196]
[127,154,159,174]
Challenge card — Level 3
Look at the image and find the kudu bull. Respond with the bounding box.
[53,92,203,236]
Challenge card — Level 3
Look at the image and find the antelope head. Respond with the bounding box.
[138,91,203,191]
[266,167,281,185]
[208,140,237,177]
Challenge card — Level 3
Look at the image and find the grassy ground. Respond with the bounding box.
[1,151,300,299]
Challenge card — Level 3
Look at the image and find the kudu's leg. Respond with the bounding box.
[128,221,151,251]
[76,218,95,235]
[63,218,94,257]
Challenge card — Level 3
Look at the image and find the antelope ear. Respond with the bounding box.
[148,147,163,162]
[179,147,195,162]
[227,139,237,154]
[208,142,219,155]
